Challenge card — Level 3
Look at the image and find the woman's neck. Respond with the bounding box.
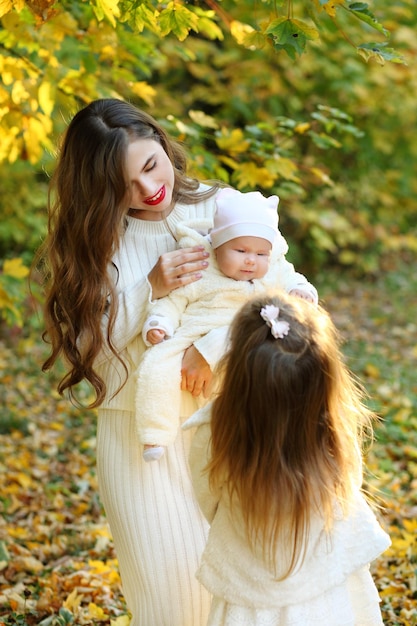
[127,208,164,221]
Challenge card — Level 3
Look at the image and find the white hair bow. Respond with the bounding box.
[260,304,290,339]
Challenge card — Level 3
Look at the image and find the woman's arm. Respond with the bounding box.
[95,246,210,366]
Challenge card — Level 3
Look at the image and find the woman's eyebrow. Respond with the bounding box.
[142,154,156,170]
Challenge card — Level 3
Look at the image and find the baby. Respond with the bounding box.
[136,188,318,461]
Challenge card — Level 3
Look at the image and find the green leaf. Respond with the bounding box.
[309,131,342,150]
[192,7,223,41]
[58,607,74,624]
[348,3,390,37]
[357,42,407,65]
[0,539,10,567]
[266,17,320,42]
[91,0,120,27]
[265,17,319,58]
[317,104,353,122]
[159,2,199,41]
[120,2,160,35]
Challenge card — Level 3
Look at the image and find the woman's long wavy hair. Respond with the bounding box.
[208,292,373,578]
[38,98,218,407]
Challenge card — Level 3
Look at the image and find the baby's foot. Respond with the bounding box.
[143,445,165,462]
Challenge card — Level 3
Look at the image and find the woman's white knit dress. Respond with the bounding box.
[95,192,225,626]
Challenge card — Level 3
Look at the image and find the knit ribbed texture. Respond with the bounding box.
[96,191,219,411]
[94,190,218,624]
[97,408,211,625]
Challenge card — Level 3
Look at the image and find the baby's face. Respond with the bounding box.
[214,236,272,281]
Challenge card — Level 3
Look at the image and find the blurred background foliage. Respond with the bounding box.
[1,6,416,622]
[0,0,416,330]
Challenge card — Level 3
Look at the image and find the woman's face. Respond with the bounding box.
[126,138,175,220]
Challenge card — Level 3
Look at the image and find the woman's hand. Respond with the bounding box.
[148,246,209,300]
[181,345,213,398]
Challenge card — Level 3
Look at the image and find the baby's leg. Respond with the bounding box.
[143,443,165,462]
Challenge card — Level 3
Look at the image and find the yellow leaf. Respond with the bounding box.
[7,527,28,539]
[392,407,412,423]
[15,555,43,573]
[11,80,29,105]
[3,258,29,279]
[195,14,223,42]
[130,3,159,34]
[93,0,120,27]
[38,81,55,116]
[159,2,199,41]
[0,0,24,17]
[0,286,13,307]
[0,123,20,163]
[218,155,239,170]
[88,559,112,573]
[23,114,53,164]
[294,122,310,134]
[110,616,131,626]
[364,363,380,379]
[189,110,218,130]
[357,48,386,66]
[63,588,83,611]
[310,167,334,186]
[14,472,33,489]
[129,81,156,107]
[320,0,344,17]
[99,45,117,60]
[88,603,106,619]
[234,162,276,189]
[403,518,417,533]
[379,584,404,597]
[0,0,12,18]
[267,157,300,183]
[230,20,255,45]
[215,128,250,154]
[403,445,417,460]
[338,250,357,264]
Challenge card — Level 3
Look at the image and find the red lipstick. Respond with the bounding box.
[144,185,166,206]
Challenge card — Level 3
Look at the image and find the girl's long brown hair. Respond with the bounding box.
[208,292,373,578]
[38,98,218,407]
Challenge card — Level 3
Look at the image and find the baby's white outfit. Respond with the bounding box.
[135,218,318,448]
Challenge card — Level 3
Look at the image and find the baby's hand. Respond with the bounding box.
[147,328,167,345]
[289,289,316,304]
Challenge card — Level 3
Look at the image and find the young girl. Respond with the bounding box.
[137,187,318,462]
[183,293,390,626]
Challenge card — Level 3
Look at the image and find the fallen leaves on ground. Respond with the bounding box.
[317,260,417,625]
[0,344,128,625]
[1,260,416,625]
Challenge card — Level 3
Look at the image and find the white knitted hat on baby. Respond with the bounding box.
[210,188,279,249]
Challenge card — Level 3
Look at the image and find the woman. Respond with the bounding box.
[40,98,224,625]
